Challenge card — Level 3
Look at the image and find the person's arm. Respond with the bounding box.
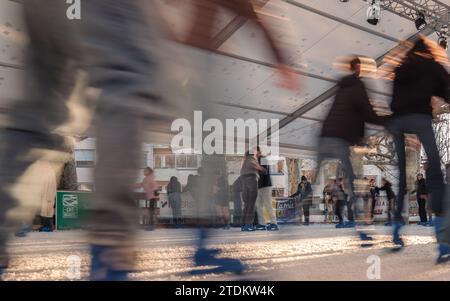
[435,64,450,104]
[183,0,299,91]
[133,180,144,190]
[357,82,385,126]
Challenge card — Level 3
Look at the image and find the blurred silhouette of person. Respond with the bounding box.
[378,178,396,227]
[0,1,82,278]
[332,178,348,227]
[163,0,300,274]
[241,151,266,232]
[255,148,278,231]
[387,37,449,258]
[316,56,384,238]
[231,176,243,227]
[213,174,230,229]
[411,173,429,226]
[179,0,299,91]
[183,175,195,193]
[369,178,379,219]
[134,168,159,231]
[323,178,335,223]
[167,176,182,228]
[0,0,173,281]
[289,176,312,225]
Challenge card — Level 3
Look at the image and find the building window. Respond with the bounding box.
[75,150,95,167]
[154,154,175,169]
[141,151,149,168]
[175,154,198,169]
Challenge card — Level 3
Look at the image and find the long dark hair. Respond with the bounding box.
[169,176,178,184]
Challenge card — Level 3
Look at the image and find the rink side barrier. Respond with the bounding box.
[55,190,420,230]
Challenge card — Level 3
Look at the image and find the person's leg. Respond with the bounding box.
[242,178,252,225]
[415,118,445,216]
[0,130,64,271]
[81,0,170,280]
[89,113,141,279]
[233,191,242,226]
[387,117,407,245]
[418,198,427,223]
[440,184,450,252]
[387,199,393,224]
[427,199,433,224]
[262,187,277,225]
[371,197,377,218]
[255,188,266,225]
[222,206,230,228]
[261,187,278,230]
[393,136,406,221]
[242,177,258,228]
[336,146,355,222]
[175,194,182,226]
[413,116,449,258]
[168,194,175,225]
[302,199,310,225]
[335,200,344,224]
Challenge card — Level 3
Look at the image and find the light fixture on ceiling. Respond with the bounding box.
[415,12,427,30]
[367,0,381,26]
[339,0,349,2]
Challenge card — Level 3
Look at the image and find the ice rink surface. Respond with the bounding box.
[4,224,450,281]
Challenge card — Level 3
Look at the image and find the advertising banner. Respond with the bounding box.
[275,197,298,224]
[56,191,91,230]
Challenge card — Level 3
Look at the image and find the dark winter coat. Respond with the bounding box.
[391,55,449,117]
[321,74,384,145]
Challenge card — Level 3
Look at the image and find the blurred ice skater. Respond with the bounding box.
[386,37,450,260]
[0,0,173,281]
[315,56,385,240]
[0,1,81,279]
[80,0,175,280]
[162,0,301,274]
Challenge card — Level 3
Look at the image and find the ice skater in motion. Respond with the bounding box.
[0,0,175,281]
[163,0,301,275]
[315,56,386,241]
[386,37,450,260]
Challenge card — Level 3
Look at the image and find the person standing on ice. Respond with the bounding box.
[290,176,313,225]
[241,150,266,232]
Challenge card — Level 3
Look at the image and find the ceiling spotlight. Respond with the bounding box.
[415,12,427,30]
[438,36,448,50]
[339,0,349,2]
[367,0,381,26]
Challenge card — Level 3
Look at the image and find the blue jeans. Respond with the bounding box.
[387,114,446,219]
[316,137,355,221]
